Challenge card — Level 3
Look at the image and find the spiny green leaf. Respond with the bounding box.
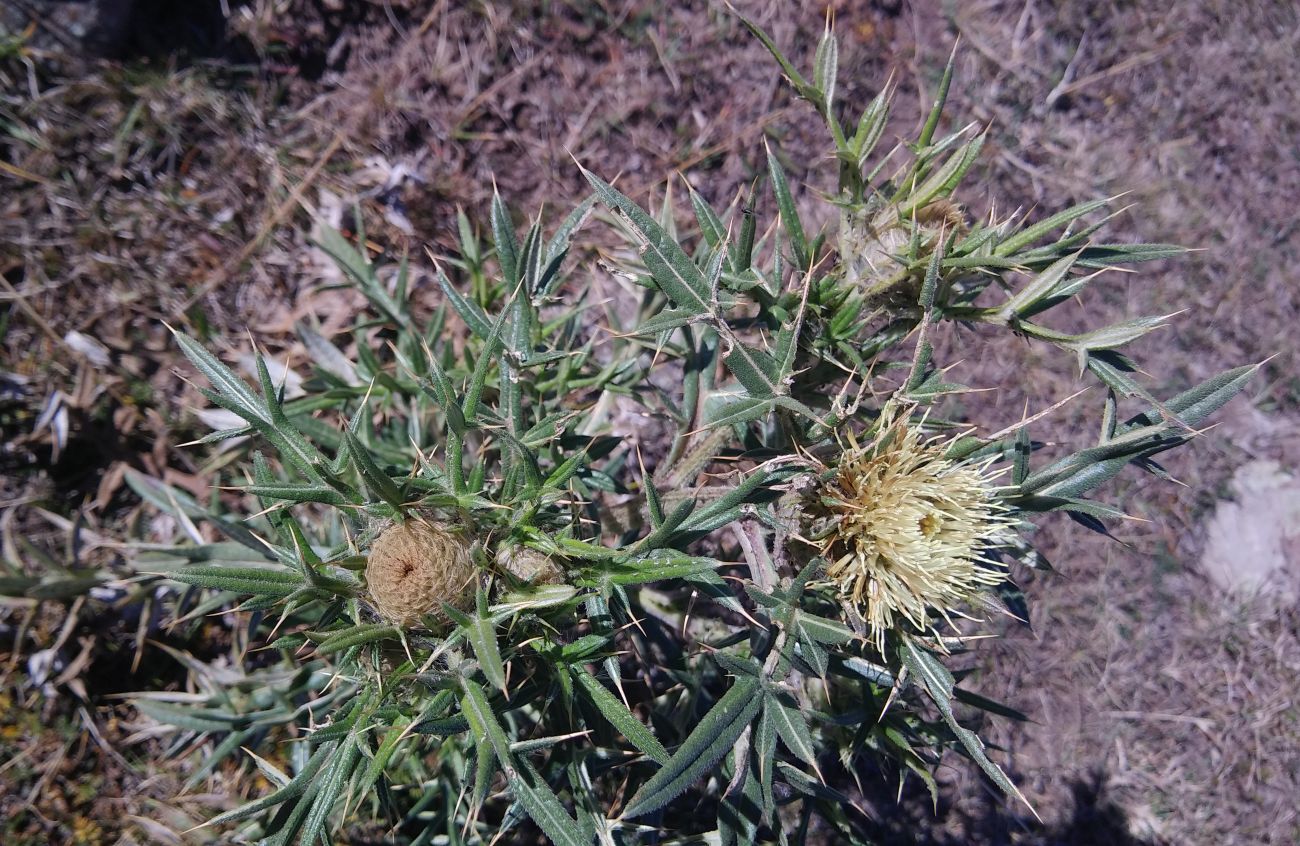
[851,87,891,168]
[313,624,400,656]
[1076,242,1187,267]
[918,44,956,148]
[767,692,819,770]
[582,167,714,318]
[492,188,520,287]
[995,198,1111,257]
[351,717,412,812]
[813,23,838,115]
[899,638,1035,816]
[796,611,855,646]
[899,132,985,217]
[450,599,508,693]
[574,668,670,765]
[736,13,817,104]
[243,482,350,507]
[545,193,596,266]
[161,565,303,598]
[766,141,810,272]
[998,253,1079,320]
[461,680,586,845]
[1149,362,1258,429]
[586,551,720,587]
[341,426,407,511]
[292,732,362,846]
[202,740,338,828]
[621,674,763,818]
[437,266,492,340]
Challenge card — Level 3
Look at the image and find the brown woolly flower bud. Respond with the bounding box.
[365,519,476,628]
[495,544,564,586]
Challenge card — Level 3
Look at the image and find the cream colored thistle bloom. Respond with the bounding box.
[817,408,1013,651]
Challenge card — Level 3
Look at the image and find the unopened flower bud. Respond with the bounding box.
[365,519,476,628]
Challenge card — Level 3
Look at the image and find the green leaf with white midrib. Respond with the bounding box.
[686,182,730,264]
[448,596,508,693]
[461,303,511,425]
[341,426,406,511]
[583,551,721,587]
[257,354,320,471]
[998,253,1079,320]
[162,565,303,598]
[813,23,838,119]
[898,132,986,217]
[581,166,713,318]
[290,732,363,846]
[755,700,777,823]
[1020,364,1256,498]
[766,142,809,272]
[736,13,818,106]
[626,497,695,555]
[172,331,267,423]
[899,638,1034,816]
[995,198,1111,257]
[767,692,819,771]
[201,740,338,828]
[545,192,596,267]
[704,395,778,429]
[621,674,763,818]
[725,340,782,399]
[492,188,520,288]
[242,482,350,508]
[675,468,779,535]
[1076,243,1187,267]
[437,265,493,340]
[574,667,670,765]
[174,334,327,483]
[460,679,587,846]
[313,623,400,656]
[349,716,413,820]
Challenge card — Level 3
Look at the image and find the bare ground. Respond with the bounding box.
[1,1,1298,843]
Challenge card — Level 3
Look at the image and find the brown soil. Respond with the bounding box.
[1,1,1297,844]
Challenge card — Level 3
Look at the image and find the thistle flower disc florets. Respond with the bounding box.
[815,408,1013,651]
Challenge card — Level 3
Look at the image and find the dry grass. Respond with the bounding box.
[1,1,1297,843]
[890,2,1300,843]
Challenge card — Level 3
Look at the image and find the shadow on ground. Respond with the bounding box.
[861,770,1159,846]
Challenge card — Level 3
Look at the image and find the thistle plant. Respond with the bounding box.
[23,13,1256,845]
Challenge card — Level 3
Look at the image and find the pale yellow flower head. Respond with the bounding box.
[816,407,1013,652]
